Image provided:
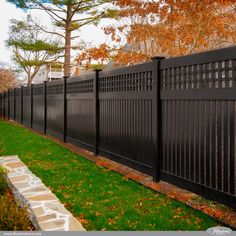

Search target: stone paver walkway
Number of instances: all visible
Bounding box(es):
[0,155,85,231]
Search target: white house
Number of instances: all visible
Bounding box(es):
[33,63,64,84]
[33,63,85,84]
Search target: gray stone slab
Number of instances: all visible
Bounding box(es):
[0,155,86,231]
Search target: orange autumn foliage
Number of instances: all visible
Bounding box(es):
[76,0,236,67]
[113,50,147,66]
[0,69,17,93]
[114,0,236,62]
[75,43,111,69]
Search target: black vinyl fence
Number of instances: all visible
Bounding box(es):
[0,46,236,209]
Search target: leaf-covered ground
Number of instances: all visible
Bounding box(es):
[0,120,220,231]
[0,166,33,231]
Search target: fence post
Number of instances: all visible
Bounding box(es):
[43,81,47,134]
[152,56,165,182]
[94,69,102,155]
[63,76,68,142]
[20,86,23,124]
[13,88,16,121]
[30,84,33,128]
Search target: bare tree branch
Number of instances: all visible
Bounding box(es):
[31,18,66,39]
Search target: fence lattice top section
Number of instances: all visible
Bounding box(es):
[9,89,14,96]
[23,87,31,96]
[15,89,20,97]
[99,62,154,93]
[67,79,94,94]
[47,83,63,95]
[33,84,43,95]
[160,46,236,90]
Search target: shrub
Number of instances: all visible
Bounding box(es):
[0,166,8,195]
[0,192,32,231]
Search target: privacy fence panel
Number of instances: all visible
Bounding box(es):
[22,86,31,127]
[15,88,21,123]
[32,84,44,132]
[9,89,14,120]
[98,62,157,175]
[4,91,8,119]
[160,47,236,206]
[46,80,64,139]
[0,93,2,117]
[66,74,95,150]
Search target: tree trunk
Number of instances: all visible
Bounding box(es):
[27,74,32,85]
[64,3,73,77]
[29,77,34,85]
[27,67,40,85]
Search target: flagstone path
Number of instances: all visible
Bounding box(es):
[0,155,85,231]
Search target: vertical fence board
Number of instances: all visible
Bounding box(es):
[22,86,31,127]
[5,91,8,119]
[46,81,64,139]
[9,89,14,120]
[32,84,44,132]
[211,101,216,189]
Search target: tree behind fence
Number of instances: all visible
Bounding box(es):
[0,46,236,209]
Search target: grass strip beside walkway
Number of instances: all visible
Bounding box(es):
[0,120,220,231]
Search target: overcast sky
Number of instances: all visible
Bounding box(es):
[0,0,111,64]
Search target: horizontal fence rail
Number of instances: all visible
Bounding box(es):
[0,46,236,209]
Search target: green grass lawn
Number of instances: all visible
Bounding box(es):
[0,120,220,231]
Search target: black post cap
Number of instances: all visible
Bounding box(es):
[151,56,165,61]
